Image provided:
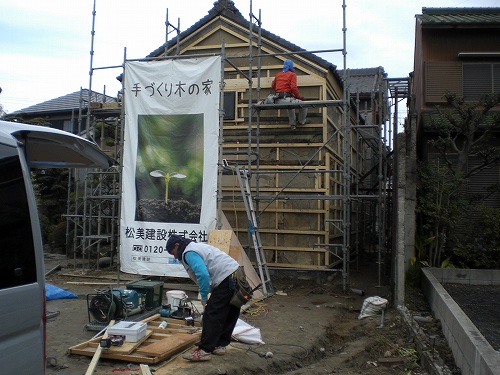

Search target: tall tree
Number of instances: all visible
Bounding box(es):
[417,92,500,267]
[429,92,500,178]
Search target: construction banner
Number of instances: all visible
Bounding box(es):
[120,56,221,277]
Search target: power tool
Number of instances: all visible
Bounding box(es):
[87,288,145,324]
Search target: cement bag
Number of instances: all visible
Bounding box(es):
[232,318,265,344]
[358,296,388,320]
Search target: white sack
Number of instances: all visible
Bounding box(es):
[232,318,265,344]
[358,296,388,320]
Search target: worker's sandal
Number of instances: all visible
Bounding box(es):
[182,348,212,361]
[212,346,226,356]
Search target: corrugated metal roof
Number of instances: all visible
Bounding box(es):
[11,89,116,115]
[420,8,500,26]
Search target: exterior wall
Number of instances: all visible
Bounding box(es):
[162,16,366,269]
[421,28,500,62]
[412,13,500,209]
[421,27,500,106]
[6,111,78,133]
[412,19,425,123]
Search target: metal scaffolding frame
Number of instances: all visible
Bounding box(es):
[69,0,396,292]
[241,0,394,290]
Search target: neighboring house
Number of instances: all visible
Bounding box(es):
[342,67,389,127]
[406,8,500,373]
[404,7,500,277]
[144,0,391,270]
[5,89,116,135]
[411,7,500,205]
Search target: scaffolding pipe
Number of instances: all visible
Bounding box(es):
[341,0,350,291]
[217,44,226,229]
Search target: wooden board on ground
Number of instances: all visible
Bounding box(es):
[108,330,153,354]
[84,320,114,375]
[136,333,197,356]
[68,315,201,364]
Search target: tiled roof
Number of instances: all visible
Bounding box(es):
[11,89,116,115]
[339,67,387,95]
[420,8,500,25]
[147,0,336,73]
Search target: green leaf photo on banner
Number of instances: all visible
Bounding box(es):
[134,114,203,223]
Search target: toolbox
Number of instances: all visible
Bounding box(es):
[107,321,147,342]
[126,280,164,310]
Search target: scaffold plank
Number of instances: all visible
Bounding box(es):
[253,100,342,110]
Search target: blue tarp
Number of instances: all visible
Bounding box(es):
[45,283,78,301]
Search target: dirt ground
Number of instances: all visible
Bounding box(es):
[44,255,458,375]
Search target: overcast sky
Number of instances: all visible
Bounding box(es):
[1,0,499,114]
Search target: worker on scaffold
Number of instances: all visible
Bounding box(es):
[272,59,309,129]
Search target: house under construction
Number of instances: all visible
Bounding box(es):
[70,0,405,290]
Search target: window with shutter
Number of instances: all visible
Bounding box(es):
[425,62,462,103]
[494,64,500,94]
[463,63,492,101]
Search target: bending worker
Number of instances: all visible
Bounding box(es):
[166,234,241,362]
[272,59,308,129]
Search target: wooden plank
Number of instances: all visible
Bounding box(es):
[148,316,202,331]
[208,230,232,254]
[140,364,153,375]
[163,282,198,292]
[150,326,201,335]
[69,341,158,364]
[142,313,162,323]
[109,330,153,354]
[136,333,198,356]
[85,320,114,375]
[218,213,264,299]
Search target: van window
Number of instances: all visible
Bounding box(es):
[0,143,37,289]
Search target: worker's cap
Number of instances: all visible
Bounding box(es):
[283,59,294,72]
[166,235,182,254]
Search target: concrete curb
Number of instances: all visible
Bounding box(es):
[421,268,500,375]
[398,305,454,375]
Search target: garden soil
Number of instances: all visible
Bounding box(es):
[44,255,460,375]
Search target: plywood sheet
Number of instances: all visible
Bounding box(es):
[208,230,232,254]
[135,333,197,356]
[212,213,264,298]
[109,330,153,354]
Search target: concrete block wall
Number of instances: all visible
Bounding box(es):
[421,268,500,375]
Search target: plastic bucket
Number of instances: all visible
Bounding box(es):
[166,290,187,312]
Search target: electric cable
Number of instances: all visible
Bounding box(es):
[228,341,309,360]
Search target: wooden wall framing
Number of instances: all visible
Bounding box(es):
[163,13,365,269]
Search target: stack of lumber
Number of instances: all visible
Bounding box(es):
[68,314,201,364]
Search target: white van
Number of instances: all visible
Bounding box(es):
[0,121,114,374]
